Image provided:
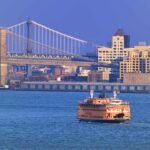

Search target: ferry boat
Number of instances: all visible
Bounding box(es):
[77,90,130,123]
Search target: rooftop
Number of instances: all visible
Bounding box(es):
[114,28,126,36]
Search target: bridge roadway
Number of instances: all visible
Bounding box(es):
[6,55,96,66]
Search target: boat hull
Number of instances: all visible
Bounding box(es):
[78,118,130,123]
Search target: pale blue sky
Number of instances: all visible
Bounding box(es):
[1,0,150,46]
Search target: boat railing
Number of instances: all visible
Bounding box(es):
[109,101,129,105]
[121,102,129,105]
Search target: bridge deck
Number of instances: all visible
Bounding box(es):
[7,56,96,66]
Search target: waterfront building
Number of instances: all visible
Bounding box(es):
[77,66,92,77]
[120,47,150,80]
[123,72,150,84]
[88,70,110,82]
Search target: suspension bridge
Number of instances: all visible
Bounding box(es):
[0,19,97,86]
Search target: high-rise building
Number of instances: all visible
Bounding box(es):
[98,29,130,65]
[112,29,130,49]
[97,28,150,82]
[98,29,131,81]
[120,46,150,80]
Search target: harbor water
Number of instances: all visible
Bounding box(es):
[0,91,149,150]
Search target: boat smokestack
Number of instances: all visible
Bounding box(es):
[113,90,117,98]
[90,90,94,98]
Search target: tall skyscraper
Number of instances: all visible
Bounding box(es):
[98,29,130,65]
[112,29,130,49]
[97,29,130,81]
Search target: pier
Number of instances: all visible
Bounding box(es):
[20,81,150,93]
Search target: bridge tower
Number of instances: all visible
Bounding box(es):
[26,18,32,54]
[0,28,7,86]
[26,18,32,77]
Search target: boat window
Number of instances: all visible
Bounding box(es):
[114,113,124,118]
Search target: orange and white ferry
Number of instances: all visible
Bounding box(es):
[77,90,130,123]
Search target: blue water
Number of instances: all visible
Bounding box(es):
[0,91,149,150]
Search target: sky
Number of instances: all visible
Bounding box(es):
[1,0,150,46]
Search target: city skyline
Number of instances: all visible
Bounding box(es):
[1,0,150,46]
